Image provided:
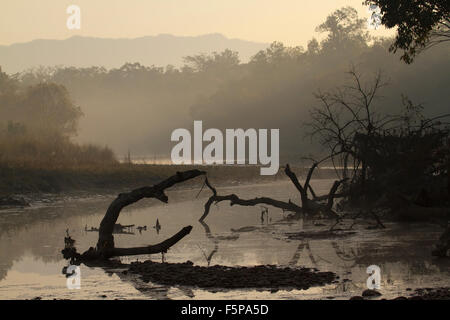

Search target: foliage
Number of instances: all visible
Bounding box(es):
[308,67,449,206]
[0,70,116,168]
[364,0,450,63]
[8,7,449,159]
[316,6,370,52]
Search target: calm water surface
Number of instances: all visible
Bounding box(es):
[0,180,448,299]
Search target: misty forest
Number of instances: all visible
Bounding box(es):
[0,4,449,300]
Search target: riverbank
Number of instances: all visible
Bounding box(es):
[0,163,339,198]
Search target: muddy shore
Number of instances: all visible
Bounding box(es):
[127,260,337,291]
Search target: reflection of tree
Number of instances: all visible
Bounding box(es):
[199,221,219,266]
[323,279,361,296]
[0,198,112,281]
[331,241,359,268]
[198,221,241,266]
[288,243,304,266]
[65,258,175,299]
[287,237,361,270]
[84,223,138,235]
[288,241,318,267]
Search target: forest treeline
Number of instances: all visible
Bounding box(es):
[0,7,449,172]
[7,7,448,162]
[0,72,116,168]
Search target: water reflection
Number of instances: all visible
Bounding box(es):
[0,181,448,299]
[199,221,220,266]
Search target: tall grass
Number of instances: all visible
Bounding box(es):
[0,127,116,169]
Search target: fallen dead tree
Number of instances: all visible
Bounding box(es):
[63,165,348,262]
[199,163,346,222]
[63,170,206,262]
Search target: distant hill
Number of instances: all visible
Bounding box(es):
[0,33,269,74]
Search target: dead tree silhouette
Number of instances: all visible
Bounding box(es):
[63,170,206,262]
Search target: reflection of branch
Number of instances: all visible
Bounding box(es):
[85,224,137,235]
[305,242,317,267]
[199,221,219,266]
[288,242,305,266]
[370,211,385,229]
[288,241,318,267]
[84,259,173,299]
[331,241,357,267]
[349,210,385,230]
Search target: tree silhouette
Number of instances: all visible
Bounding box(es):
[365,0,450,63]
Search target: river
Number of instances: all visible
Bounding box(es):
[0,180,448,299]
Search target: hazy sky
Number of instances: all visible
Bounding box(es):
[0,0,393,46]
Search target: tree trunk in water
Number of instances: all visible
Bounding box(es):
[94,170,205,258]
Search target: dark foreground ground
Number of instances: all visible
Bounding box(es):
[127,260,336,291]
[350,287,450,300]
